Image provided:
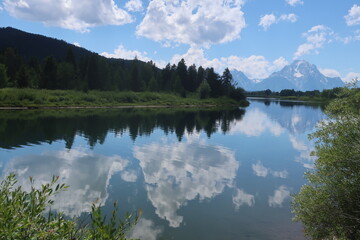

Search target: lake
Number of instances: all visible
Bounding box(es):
[0,99,326,240]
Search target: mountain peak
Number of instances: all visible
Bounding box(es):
[232,60,344,91]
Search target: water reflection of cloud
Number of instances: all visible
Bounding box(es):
[252,161,288,179]
[289,135,316,169]
[229,108,284,137]
[233,188,255,210]
[268,185,290,207]
[3,148,131,217]
[127,218,162,240]
[134,139,238,228]
[121,170,138,182]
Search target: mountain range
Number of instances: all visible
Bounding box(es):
[232,60,345,92]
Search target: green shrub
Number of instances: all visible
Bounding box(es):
[0,173,140,240]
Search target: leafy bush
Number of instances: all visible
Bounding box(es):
[0,173,140,240]
[292,84,360,239]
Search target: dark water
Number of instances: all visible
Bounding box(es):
[0,99,326,239]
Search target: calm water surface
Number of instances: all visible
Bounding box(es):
[0,99,326,239]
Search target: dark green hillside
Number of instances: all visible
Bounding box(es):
[0,27,247,105]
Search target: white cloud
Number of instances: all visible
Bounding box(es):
[3,0,133,32]
[345,4,360,26]
[286,0,303,7]
[171,47,223,70]
[259,13,297,31]
[101,45,167,68]
[232,188,255,210]
[136,0,246,47]
[268,185,290,207]
[101,44,150,61]
[279,13,297,22]
[225,55,288,79]
[343,72,360,83]
[3,148,129,217]
[73,42,81,47]
[127,218,162,240]
[259,14,276,31]
[294,25,334,59]
[134,138,238,227]
[171,47,288,79]
[319,68,341,78]
[125,0,143,12]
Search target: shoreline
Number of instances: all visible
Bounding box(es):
[0,104,245,110]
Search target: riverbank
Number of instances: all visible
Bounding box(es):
[0,88,249,109]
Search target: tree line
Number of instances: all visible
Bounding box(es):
[246,87,344,99]
[0,47,245,101]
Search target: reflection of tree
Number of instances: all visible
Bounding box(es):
[0,108,245,149]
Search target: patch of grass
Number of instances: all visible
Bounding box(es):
[0,88,249,108]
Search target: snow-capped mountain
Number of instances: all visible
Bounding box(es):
[232,60,345,91]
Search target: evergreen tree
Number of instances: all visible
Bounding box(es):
[221,68,235,96]
[177,59,188,91]
[188,64,198,92]
[0,64,8,88]
[16,65,31,88]
[41,56,57,89]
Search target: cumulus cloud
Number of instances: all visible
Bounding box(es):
[232,188,255,210]
[101,45,150,61]
[171,47,288,80]
[319,68,341,78]
[134,137,238,227]
[286,0,303,7]
[345,4,360,26]
[343,72,360,83]
[268,185,290,207]
[171,47,223,70]
[3,148,129,217]
[101,45,167,68]
[320,69,359,83]
[259,13,297,31]
[3,0,133,32]
[224,55,288,79]
[259,14,276,31]
[125,0,143,12]
[136,0,246,47]
[73,42,81,47]
[294,25,334,59]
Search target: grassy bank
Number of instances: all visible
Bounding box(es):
[0,88,249,108]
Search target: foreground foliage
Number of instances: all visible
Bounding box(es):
[292,83,360,239]
[0,173,140,239]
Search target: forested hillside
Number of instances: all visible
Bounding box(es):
[0,27,245,101]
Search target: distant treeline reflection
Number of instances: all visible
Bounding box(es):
[0,107,245,149]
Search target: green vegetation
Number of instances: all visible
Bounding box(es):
[0,46,247,104]
[292,84,360,239]
[0,88,248,107]
[0,173,140,240]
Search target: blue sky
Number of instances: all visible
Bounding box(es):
[0,0,359,82]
